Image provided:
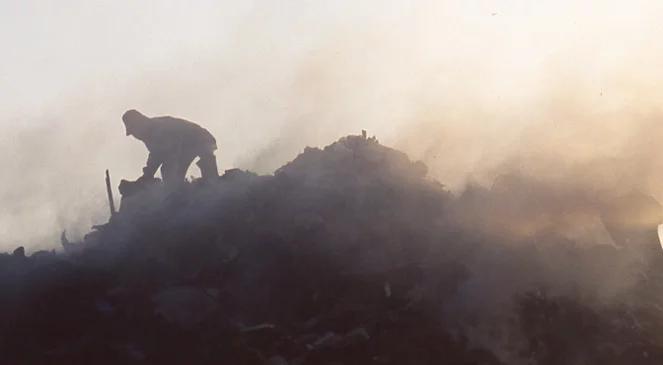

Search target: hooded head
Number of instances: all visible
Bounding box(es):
[122,109,151,139]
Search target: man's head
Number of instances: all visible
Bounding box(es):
[122,109,151,138]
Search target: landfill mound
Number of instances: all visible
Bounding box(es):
[3,134,663,365]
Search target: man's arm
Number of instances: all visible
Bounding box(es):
[141,151,163,179]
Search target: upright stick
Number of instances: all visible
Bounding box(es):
[105,169,116,217]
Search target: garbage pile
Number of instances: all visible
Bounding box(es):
[2,134,663,365]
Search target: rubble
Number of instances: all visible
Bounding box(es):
[12,246,25,258]
[1,134,663,364]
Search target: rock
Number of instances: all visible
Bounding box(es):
[12,246,25,258]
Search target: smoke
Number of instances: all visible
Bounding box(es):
[4,0,663,252]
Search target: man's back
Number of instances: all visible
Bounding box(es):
[144,116,216,155]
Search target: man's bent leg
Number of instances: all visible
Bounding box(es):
[197,152,219,180]
[162,154,196,186]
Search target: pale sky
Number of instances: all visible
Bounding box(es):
[3,0,659,115]
[3,0,663,250]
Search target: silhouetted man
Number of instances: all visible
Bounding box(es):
[122,109,218,185]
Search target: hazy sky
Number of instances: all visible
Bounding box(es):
[4,0,663,251]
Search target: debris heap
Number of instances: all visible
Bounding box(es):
[2,134,663,365]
